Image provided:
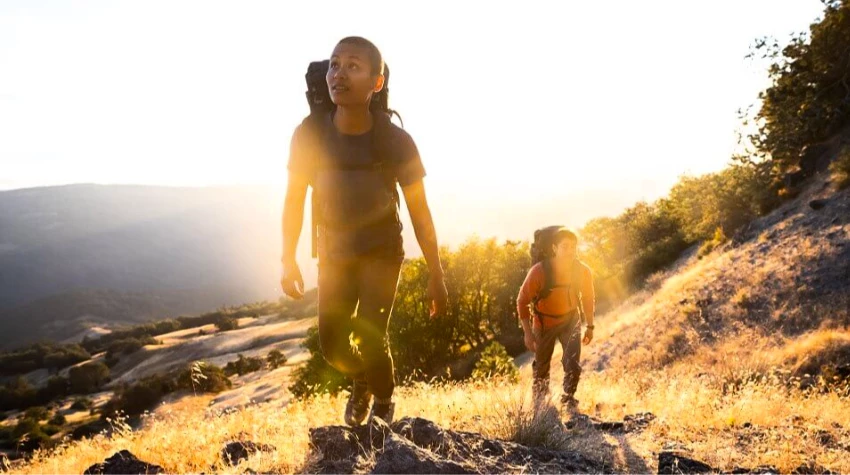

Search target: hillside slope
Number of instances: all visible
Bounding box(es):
[6,173,850,474]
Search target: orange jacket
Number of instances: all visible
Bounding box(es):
[517,260,594,330]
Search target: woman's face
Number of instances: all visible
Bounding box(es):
[553,238,577,262]
[327,43,384,108]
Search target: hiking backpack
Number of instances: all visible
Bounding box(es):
[302,60,404,258]
[530,226,585,325]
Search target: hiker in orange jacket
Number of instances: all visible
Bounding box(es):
[517,227,595,411]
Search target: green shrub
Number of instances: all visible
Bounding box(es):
[176,362,232,394]
[224,354,264,376]
[267,350,287,369]
[70,397,92,411]
[23,406,49,422]
[215,317,239,332]
[48,413,66,426]
[471,342,519,383]
[288,326,348,399]
[68,362,110,395]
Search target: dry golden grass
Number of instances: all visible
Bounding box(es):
[7,354,849,474]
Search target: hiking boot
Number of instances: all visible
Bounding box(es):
[344,375,372,426]
[561,395,580,412]
[369,400,395,424]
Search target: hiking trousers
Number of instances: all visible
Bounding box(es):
[532,314,583,402]
[317,255,402,400]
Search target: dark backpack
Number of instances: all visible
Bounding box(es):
[530,226,584,325]
[302,60,403,258]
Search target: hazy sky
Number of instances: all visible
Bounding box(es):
[0,1,825,217]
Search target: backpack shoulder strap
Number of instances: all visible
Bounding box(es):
[372,113,401,208]
[537,259,555,302]
[572,259,586,321]
[299,113,327,260]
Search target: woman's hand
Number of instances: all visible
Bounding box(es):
[280,260,305,300]
[427,273,448,318]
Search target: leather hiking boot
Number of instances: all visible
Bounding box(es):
[344,375,372,426]
[368,400,395,424]
[561,395,580,412]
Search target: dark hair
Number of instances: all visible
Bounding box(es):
[553,228,578,247]
[337,36,384,76]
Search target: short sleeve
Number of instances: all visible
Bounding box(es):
[393,128,426,187]
[287,124,314,179]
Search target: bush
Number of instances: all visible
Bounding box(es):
[698,227,727,257]
[38,376,70,403]
[176,362,232,394]
[23,406,49,422]
[289,326,348,399]
[224,354,265,376]
[471,342,519,383]
[0,342,90,377]
[12,418,40,439]
[0,377,36,411]
[112,384,162,416]
[16,429,52,452]
[41,424,61,436]
[267,350,287,369]
[215,317,239,332]
[48,413,66,426]
[101,374,178,418]
[107,336,156,356]
[70,420,109,440]
[70,397,92,411]
[68,362,110,395]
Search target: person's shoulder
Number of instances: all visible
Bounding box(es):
[576,259,593,277]
[529,262,545,277]
[388,120,413,138]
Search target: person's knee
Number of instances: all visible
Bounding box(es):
[534,361,552,379]
[318,327,351,370]
[357,334,390,365]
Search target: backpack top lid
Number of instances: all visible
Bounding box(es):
[305,59,392,117]
[531,225,568,265]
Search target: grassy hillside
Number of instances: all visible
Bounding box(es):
[5,171,848,473]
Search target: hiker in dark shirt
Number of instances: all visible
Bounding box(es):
[280,37,448,425]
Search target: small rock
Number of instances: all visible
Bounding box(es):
[815,429,837,447]
[742,422,752,428]
[727,465,779,474]
[809,199,829,210]
[625,412,656,432]
[221,441,276,466]
[658,451,713,474]
[792,461,834,474]
[371,433,470,474]
[593,421,625,432]
[83,450,165,475]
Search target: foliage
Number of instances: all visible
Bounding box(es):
[471,342,519,383]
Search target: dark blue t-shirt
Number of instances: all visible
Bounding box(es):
[288,116,426,261]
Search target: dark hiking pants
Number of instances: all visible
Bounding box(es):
[317,256,402,400]
[532,314,582,402]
